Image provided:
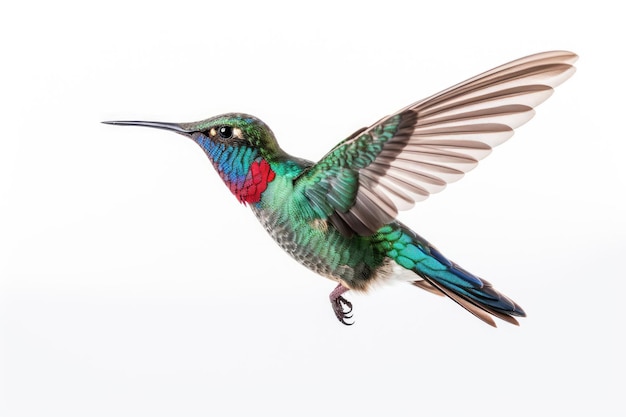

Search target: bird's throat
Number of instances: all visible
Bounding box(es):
[230,158,276,204]
[194,134,276,205]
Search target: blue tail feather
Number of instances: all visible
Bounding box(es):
[390,223,526,326]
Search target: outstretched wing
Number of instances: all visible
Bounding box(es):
[294,51,578,236]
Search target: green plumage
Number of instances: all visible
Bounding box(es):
[254,175,389,291]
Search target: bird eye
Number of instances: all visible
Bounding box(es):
[218,126,233,140]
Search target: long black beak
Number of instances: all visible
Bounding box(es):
[102,120,193,136]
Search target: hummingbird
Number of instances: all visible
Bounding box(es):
[104,51,577,327]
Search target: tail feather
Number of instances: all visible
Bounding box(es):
[411,280,445,296]
[414,274,522,327]
[380,222,526,326]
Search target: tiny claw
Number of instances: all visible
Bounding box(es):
[333,302,354,325]
[329,284,355,326]
[335,310,354,325]
[338,296,353,314]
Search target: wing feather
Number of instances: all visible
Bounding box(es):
[296,51,577,236]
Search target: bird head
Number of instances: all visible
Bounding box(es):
[103,113,285,204]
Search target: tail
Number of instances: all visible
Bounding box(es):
[378,223,526,326]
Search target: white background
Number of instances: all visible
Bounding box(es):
[1,1,624,416]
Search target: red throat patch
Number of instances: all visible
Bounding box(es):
[235,159,276,204]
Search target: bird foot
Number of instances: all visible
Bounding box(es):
[329,284,354,326]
